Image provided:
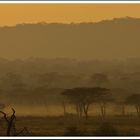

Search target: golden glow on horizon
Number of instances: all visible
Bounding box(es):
[0,4,140,26]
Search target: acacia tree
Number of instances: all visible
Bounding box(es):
[126,94,140,117]
[36,72,60,88]
[91,73,108,87]
[62,87,110,120]
[62,88,84,119]
[112,88,129,116]
[95,90,113,119]
[1,72,26,91]
[116,101,126,116]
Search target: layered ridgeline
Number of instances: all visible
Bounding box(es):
[0,17,140,60]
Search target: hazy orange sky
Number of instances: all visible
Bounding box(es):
[1,4,140,26]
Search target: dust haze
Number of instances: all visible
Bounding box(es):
[1,17,140,136]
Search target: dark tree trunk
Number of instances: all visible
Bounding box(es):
[62,101,67,116]
[101,105,104,118]
[100,102,106,120]
[76,103,83,119]
[79,104,83,118]
[135,105,140,118]
[83,104,89,120]
[122,104,125,116]
[7,121,13,136]
[76,104,80,118]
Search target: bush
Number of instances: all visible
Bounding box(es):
[64,126,83,136]
[126,128,136,136]
[95,122,118,136]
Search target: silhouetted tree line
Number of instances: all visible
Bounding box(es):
[61,87,140,120]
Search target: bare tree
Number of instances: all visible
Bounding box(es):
[0,108,16,136]
[0,108,30,136]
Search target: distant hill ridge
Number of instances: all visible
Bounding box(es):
[1,17,139,28]
[0,17,140,60]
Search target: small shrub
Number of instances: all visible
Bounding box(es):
[95,122,118,136]
[64,126,82,136]
[126,128,136,136]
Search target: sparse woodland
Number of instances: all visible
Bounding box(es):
[1,18,140,136]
